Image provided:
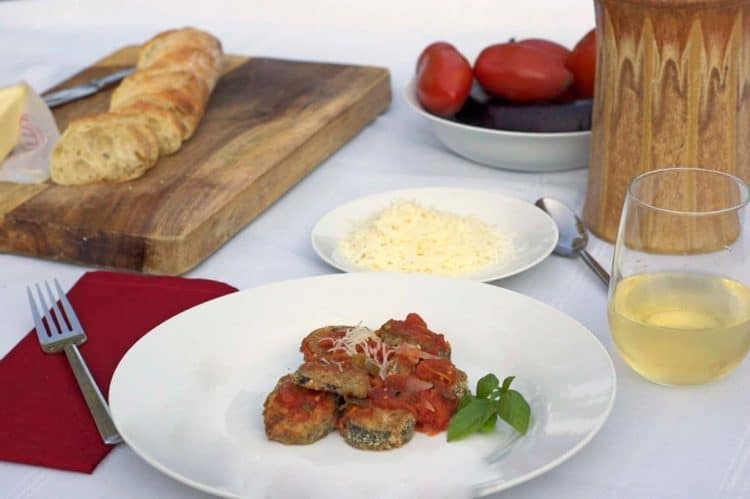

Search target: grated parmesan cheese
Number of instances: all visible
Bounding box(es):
[323,323,394,378]
[337,200,511,277]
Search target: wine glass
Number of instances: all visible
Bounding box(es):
[608,167,750,385]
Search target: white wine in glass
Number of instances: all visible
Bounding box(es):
[608,168,750,385]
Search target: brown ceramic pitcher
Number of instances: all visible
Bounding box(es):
[583,0,750,250]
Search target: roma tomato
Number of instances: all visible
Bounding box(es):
[473,43,573,103]
[416,41,455,70]
[416,43,473,117]
[518,38,570,63]
[566,29,596,98]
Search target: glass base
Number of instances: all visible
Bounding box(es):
[619,352,741,387]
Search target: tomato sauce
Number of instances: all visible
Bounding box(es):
[380,312,451,357]
[276,378,334,423]
[370,383,457,435]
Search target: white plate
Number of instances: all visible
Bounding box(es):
[311,187,558,282]
[110,272,616,499]
[403,78,591,172]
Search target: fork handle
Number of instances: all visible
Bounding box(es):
[63,344,123,445]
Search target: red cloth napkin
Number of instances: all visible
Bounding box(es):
[0,270,237,473]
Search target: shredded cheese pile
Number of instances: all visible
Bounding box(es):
[337,200,511,276]
[324,324,394,378]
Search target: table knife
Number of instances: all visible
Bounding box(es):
[42,67,134,108]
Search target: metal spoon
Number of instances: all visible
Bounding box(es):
[535,197,611,287]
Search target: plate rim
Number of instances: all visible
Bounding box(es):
[110,272,616,498]
[310,186,559,282]
[402,77,592,139]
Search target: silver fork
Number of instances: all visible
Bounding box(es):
[27,279,122,445]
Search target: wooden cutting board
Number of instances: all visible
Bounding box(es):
[0,47,391,274]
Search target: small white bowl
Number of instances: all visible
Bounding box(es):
[403,78,591,173]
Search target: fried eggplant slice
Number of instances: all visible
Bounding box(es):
[339,405,415,450]
[263,375,338,445]
[300,325,352,361]
[293,361,371,398]
[378,315,451,358]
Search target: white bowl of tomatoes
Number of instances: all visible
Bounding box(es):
[406,32,596,173]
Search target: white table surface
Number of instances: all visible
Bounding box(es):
[1,1,748,498]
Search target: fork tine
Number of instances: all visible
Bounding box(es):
[27,286,49,340]
[54,279,82,333]
[35,283,59,335]
[44,280,69,332]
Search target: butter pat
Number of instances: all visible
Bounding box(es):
[0,84,28,162]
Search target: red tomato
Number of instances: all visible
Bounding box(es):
[416,41,455,70]
[474,43,573,103]
[554,85,578,103]
[518,38,570,63]
[566,29,596,98]
[416,43,473,117]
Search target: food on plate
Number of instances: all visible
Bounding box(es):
[262,313,470,450]
[300,325,352,361]
[263,375,338,445]
[336,200,511,277]
[339,404,416,450]
[473,42,573,103]
[50,27,223,185]
[566,29,596,99]
[0,84,27,162]
[415,42,473,117]
[455,96,592,133]
[293,361,371,398]
[379,313,452,358]
[447,373,531,441]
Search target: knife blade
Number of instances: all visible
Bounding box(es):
[42,67,134,108]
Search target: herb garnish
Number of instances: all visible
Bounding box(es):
[447,373,530,441]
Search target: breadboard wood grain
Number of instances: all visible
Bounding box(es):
[0,46,391,274]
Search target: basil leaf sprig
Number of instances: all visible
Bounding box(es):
[447,373,530,441]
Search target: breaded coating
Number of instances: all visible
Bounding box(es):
[263,375,338,445]
[339,405,416,450]
[293,361,371,398]
[300,325,352,361]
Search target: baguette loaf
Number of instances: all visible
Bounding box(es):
[50,114,160,185]
[50,27,223,185]
[110,68,210,140]
[112,102,184,155]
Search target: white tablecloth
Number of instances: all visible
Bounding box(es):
[1,1,748,497]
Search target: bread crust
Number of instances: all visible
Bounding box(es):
[50,27,222,185]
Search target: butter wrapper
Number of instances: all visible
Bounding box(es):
[0,82,60,183]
